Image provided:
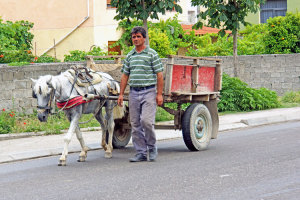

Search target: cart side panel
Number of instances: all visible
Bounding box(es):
[171,65,215,93]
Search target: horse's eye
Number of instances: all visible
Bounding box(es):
[32,91,37,98]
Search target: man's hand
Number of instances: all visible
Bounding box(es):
[118,94,124,107]
[156,94,163,106]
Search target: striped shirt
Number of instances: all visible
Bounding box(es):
[121,46,163,87]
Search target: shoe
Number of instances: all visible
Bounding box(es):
[129,153,147,162]
[149,147,158,162]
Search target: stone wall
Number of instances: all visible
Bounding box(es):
[0,54,299,113]
[218,54,300,95]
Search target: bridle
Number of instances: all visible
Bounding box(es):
[35,87,56,115]
[32,66,118,123]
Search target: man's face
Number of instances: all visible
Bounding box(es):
[131,33,145,47]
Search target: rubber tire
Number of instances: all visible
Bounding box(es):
[111,119,131,149]
[204,99,219,139]
[182,103,212,151]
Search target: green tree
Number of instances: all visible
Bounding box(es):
[191,0,264,77]
[111,0,182,45]
[0,18,34,63]
[264,12,300,54]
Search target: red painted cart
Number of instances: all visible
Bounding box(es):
[86,55,222,151]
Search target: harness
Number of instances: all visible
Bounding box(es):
[56,96,93,110]
[36,88,55,115]
[35,65,119,124]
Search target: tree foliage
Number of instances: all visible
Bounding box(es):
[113,15,186,57]
[0,18,34,63]
[191,0,264,77]
[191,0,263,36]
[111,0,182,21]
[148,28,176,57]
[111,0,182,44]
[264,11,300,54]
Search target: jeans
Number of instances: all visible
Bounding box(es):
[129,87,157,155]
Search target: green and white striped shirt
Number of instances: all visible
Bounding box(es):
[121,46,163,87]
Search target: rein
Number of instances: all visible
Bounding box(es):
[36,66,117,124]
[57,66,109,124]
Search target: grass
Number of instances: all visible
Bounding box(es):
[0,110,101,135]
[1,91,300,134]
[7,62,30,66]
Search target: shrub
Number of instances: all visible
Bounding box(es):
[238,23,268,55]
[0,18,34,63]
[186,33,233,57]
[0,109,16,134]
[8,62,30,66]
[149,14,187,53]
[264,11,300,54]
[35,54,60,63]
[148,29,176,57]
[64,46,107,62]
[281,91,300,103]
[218,74,280,112]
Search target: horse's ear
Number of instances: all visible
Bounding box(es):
[45,75,56,90]
[31,78,37,84]
[49,77,57,90]
[45,75,52,84]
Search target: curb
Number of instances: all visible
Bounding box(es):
[0,127,102,141]
[1,112,300,141]
[0,143,103,164]
[0,116,299,164]
[240,111,300,126]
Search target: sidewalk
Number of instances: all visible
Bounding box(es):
[0,107,299,164]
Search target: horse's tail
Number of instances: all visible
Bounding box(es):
[113,82,125,119]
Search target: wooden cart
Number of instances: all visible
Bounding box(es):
[86,55,222,151]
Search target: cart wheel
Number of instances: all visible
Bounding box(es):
[112,121,131,149]
[106,105,131,149]
[182,103,212,151]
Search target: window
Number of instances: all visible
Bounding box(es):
[260,0,287,23]
[107,0,115,8]
[188,11,196,24]
[108,41,121,55]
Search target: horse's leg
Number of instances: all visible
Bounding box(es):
[75,125,89,162]
[103,101,115,159]
[95,109,111,157]
[58,109,81,166]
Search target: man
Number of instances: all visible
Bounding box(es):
[117,26,164,162]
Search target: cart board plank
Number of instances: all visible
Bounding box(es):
[171,65,215,93]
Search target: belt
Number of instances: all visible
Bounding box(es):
[130,85,155,91]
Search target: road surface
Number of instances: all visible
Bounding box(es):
[0,121,299,200]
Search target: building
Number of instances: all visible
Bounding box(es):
[246,0,299,24]
[0,0,198,60]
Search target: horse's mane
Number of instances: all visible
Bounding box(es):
[33,75,52,96]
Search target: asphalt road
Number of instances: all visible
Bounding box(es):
[0,121,299,200]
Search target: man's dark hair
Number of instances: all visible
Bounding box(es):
[131,26,146,38]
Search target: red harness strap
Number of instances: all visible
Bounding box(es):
[56,96,93,110]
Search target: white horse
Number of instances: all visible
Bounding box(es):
[31,66,125,166]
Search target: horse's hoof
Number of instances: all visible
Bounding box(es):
[58,160,66,166]
[105,153,112,159]
[77,156,86,162]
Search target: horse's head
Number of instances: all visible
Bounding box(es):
[31,75,55,122]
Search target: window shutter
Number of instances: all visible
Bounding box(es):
[260,0,287,23]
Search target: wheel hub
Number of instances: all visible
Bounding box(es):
[194,116,205,139]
